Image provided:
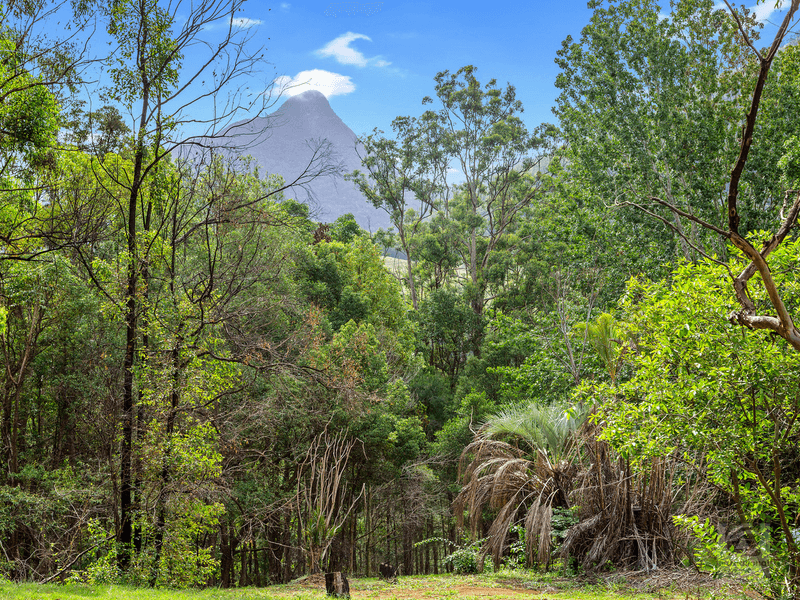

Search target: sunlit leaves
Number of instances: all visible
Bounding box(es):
[105,0,181,104]
[597,247,800,587]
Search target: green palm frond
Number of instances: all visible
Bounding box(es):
[574,312,627,382]
[479,400,590,464]
[455,400,592,569]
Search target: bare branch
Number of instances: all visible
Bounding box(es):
[727,0,800,234]
[728,231,800,351]
[618,200,732,270]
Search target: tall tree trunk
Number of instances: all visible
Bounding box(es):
[239,541,248,586]
[119,50,152,563]
[399,227,418,310]
[432,521,438,575]
[119,201,138,568]
[365,486,371,577]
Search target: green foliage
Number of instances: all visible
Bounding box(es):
[301,237,415,372]
[504,525,527,570]
[0,37,59,162]
[554,0,761,259]
[321,320,389,392]
[443,537,485,574]
[149,500,223,588]
[329,213,363,244]
[456,399,591,568]
[751,44,800,211]
[69,104,132,157]
[0,465,107,580]
[415,287,483,387]
[73,501,223,589]
[433,391,497,483]
[483,310,598,406]
[68,519,120,585]
[12,0,800,588]
[480,400,590,465]
[550,506,580,548]
[408,366,454,434]
[352,388,428,473]
[574,313,627,384]
[105,0,181,103]
[599,245,800,595]
[673,516,744,578]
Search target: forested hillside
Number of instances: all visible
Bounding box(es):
[2,0,800,598]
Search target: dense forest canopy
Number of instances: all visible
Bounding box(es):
[2,0,800,597]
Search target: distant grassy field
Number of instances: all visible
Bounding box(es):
[0,571,724,600]
[382,256,467,283]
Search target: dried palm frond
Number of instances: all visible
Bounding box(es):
[455,400,590,569]
[559,432,675,572]
[524,496,553,566]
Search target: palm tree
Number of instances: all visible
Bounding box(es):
[457,398,676,572]
[575,313,627,384]
[455,400,591,568]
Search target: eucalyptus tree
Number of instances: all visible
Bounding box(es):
[348,116,446,310]
[0,26,59,256]
[63,0,280,568]
[421,66,554,318]
[0,0,92,160]
[0,0,99,262]
[355,67,553,318]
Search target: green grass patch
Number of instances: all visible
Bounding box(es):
[0,573,702,600]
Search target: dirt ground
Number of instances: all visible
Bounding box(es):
[289,569,741,600]
[353,584,537,599]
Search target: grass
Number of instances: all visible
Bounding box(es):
[0,571,712,600]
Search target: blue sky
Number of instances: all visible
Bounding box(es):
[219,0,795,138]
[61,0,794,141]
[240,0,596,135]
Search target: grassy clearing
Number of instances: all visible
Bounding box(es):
[0,571,710,600]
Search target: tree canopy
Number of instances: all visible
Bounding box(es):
[4,0,800,596]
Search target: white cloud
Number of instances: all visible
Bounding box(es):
[230,16,262,28]
[280,2,290,9]
[315,32,390,67]
[713,0,785,22]
[751,0,785,22]
[273,69,356,98]
[663,1,784,24]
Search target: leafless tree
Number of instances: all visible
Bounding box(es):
[295,430,364,574]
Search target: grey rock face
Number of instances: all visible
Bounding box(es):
[211,90,387,231]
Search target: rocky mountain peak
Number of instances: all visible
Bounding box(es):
[277,90,333,115]
[207,90,387,231]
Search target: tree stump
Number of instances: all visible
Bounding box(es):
[378,562,398,580]
[325,571,350,598]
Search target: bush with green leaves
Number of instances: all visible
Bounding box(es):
[601,245,800,598]
[504,525,527,570]
[71,498,222,588]
[444,537,485,574]
[551,506,580,548]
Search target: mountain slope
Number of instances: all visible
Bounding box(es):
[213,90,388,231]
